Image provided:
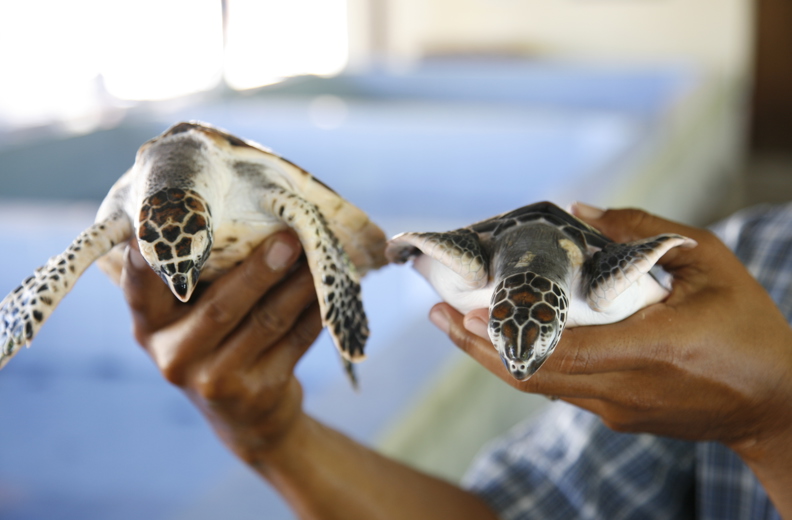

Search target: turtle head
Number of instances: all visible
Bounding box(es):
[136,187,214,303]
[489,273,568,381]
[493,316,563,381]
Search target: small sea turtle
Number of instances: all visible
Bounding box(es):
[0,122,386,383]
[386,202,696,381]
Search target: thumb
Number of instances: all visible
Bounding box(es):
[429,303,504,372]
[570,203,704,270]
[121,239,178,334]
[570,202,701,243]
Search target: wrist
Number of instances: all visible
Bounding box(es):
[728,356,792,485]
[729,418,792,517]
[729,409,792,467]
[246,411,316,471]
[732,332,792,460]
[203,377,307,465]
[232,414,308,468]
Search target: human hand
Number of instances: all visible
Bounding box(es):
[121,231,321,462]
[121,232,503,520]
[429,206,792,452]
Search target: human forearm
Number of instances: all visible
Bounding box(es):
[251,412,499,520]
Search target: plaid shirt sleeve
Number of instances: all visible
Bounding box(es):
[462,402,697,520]
[463,203,792,520]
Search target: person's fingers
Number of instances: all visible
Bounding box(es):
[138,232,303,384]
[437,293,681,374]
[430,302,507,376]
[253,300,323,379]
[179,232,303,352]
[570,203,699,243]
[247,264,318,355]
[463,308,489,340]
[432,297,703,399]
[558,392,722,440]
[207,263,319,371]
[430,301,628,395]
[121,239,181,335]
[189,301,322,411]
[570,203,710,272]
[552,396,642,432]
[431,298,628,385]
[541,302,690,376]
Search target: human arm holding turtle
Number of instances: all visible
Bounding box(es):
[121,232,499,520]
[121,203,792,519]
[431,204,792,518]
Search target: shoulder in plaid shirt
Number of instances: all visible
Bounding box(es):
[462,203,792,520]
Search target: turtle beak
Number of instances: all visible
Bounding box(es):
[169,273,192,302]
[159,265,201,302]
[499,350,554,381]
[491,314,563,382]
[165,267,200,302]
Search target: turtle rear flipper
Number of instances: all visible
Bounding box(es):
[584,233,697,312]
[261,184,368,385]
[0,211,132,369]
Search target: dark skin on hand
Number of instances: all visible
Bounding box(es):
[121,207,792,519]
[122,232,317,458]
[121,232,497,520]
[430,205,792,518]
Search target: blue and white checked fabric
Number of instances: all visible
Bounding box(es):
[463,203,792,520]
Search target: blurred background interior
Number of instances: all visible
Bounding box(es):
[1,1,790,519]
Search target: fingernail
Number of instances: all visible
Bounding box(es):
[429,307,450,334]
[127,244,148,271]
[265,238,295,271]
[571,202,605,220]
[464,315,489,340]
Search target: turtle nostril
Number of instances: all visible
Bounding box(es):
[171,274,189,300]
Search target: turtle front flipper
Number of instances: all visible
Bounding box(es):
[584,233,697,313]
[385,229,490,313]
[261,184,369,383]
[0,211,133,369]
[386,230,488,285]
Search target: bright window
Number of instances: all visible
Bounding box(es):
[100,0,224,101]
[0,0,349,128]
[223,0,349,90]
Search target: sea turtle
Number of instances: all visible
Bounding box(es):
[386,201,696,381]
[0,121,387,384]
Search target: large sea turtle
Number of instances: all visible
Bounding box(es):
[0,122,387,383]
[386,202,696,380]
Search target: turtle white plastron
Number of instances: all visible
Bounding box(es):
[0,121,387,384]
[386,201,696,381]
